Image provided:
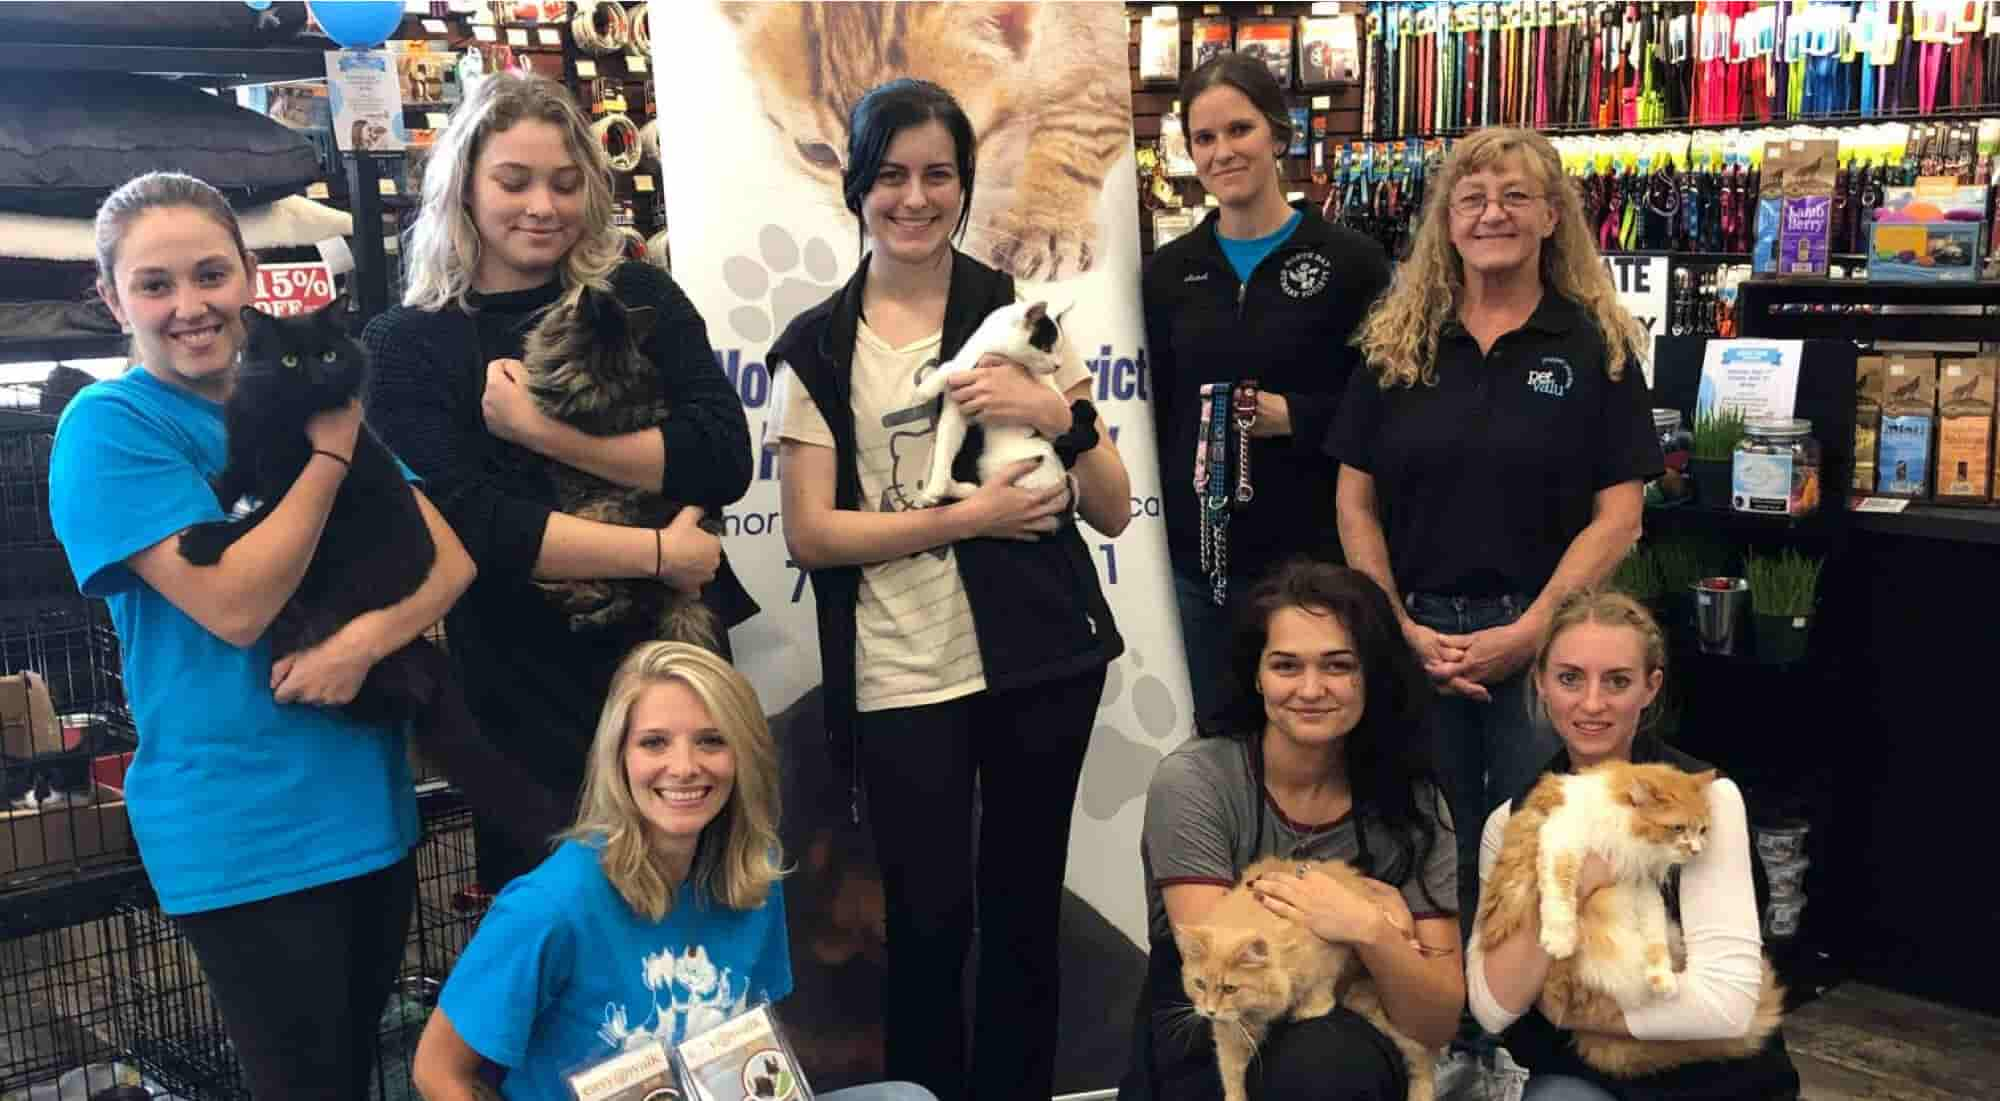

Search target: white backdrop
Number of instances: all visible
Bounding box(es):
[655,1,1190,951]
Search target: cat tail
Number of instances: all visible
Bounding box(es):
[1571,958,1787,1078]
[662,593,724,655]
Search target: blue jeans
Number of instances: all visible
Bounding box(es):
[1405,592,1558,929]
[1521,1075,1619,1101]
[1174,570,1243,735]
[824,1084,939,1101]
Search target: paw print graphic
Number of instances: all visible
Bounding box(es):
[1078,648,1184,822]
[721,225,841,344]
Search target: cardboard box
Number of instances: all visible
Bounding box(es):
[0,782,132,878]
[1854,356,1885,492]
[1869,183,1987,283]
[1,671,62,759]
[1935,358,1998,503]
[1877,355,1937,498]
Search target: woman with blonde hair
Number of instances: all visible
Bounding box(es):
[1328,127,1662,935]
[363,72,755,892]
[413,642,935,1101]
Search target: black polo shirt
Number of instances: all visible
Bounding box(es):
[1327,293,1661,598]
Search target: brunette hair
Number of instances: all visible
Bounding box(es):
[842,78,977,242]
[93,172,249,302]
[1179,52,1295,150]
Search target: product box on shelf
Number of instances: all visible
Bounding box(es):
[1,670,62,759]
[0,782,131,878]
[1868,183,1988,283]
[1853,356,1884,492]
[1876,354,1937,499]
[1776,140,1838,278]
[1934,357,1997,504]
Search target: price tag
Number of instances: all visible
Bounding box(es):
[421,18,447,34]
[473,24,498,41]
[538,27,562,46]
[378,178,399,195]
[252,262,337,318]
[576,59,598,77]
[635,175,654,191]
[1850,496,1911,513]
[1311,94,1332,108]
[306,181,331,200]
[426,111,449,128]
[506,27,530,46]
[627,54,649,72]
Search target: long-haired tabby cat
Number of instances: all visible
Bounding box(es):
[176,300,567,854]
[1176,856,1436,1101]
[519,284,720,650]
[720,1,1131,282]
[1477,762,1786,1077]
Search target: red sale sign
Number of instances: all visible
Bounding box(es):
[252,262,336,317]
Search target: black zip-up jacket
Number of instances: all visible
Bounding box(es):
[768,250,1124,767]
[1143,203,1390,584]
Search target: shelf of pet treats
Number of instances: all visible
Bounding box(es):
[1737,276,2000,343]
[1367,102,2000,144]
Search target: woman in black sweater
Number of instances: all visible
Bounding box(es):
[362,73,753,892]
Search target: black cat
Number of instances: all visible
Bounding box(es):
[176,300,567,852]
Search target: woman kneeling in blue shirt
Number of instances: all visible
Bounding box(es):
[413,641,931,1101]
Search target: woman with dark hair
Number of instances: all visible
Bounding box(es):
[768,78,1131,1101]
[1122,560,1464,1101]
[1144,53,1392,736]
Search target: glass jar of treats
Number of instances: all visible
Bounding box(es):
[1732,417,1821,515]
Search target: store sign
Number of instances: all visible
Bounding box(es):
[252,262,336,318]
[659,3,1173,1090]
[1603,253,1669,387]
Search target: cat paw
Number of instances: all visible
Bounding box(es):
[906,488,942,510]
[982,206,1097,281]
[1540,922,1579,960]
[1647,968,1679,999]
[947,481,982,500]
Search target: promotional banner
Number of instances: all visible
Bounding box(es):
[657,3,1190,1089]
[1601,253,1668,387]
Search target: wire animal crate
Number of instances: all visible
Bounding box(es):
[0,799,483,1100]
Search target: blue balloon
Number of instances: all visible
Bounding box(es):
[308,0,406,49]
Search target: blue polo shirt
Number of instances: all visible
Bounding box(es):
[48,366,418,915]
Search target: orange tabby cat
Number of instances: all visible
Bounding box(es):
[1477,762,1786,1076]
[720,1,1130,281]
[1176,856,1436,1101]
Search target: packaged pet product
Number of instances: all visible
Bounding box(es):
[1752,142,1787,275]
[1875,354,1936,498]
[1934,357,1998,503]
[1777,140,1838,278]
[1852,356,1884,493]
[678,1006,814,1101]
[1868,183,1988,283]
[1139,8,1180,84]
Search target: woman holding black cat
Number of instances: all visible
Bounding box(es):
[1467,591,1799,1100]
[363,73,755,893]
[1122,560,1463,1101]
[769,79,1130,1101]
[50,172,471,1099]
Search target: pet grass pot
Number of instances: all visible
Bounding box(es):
[1689,458,1733,509]
[1754,613,1812,665]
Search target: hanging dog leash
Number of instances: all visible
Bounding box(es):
[1198,383,1232,607]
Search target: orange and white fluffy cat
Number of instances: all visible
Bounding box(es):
[721,2,1130,282]
[1177,857,1435,1101]
[1478,763,1786,1077]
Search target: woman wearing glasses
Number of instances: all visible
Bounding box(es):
[1327,128,1661,933]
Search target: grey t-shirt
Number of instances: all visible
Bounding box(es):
[1141,736,1459,944]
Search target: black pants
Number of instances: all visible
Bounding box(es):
[855,667,1107,1101]
[1122,936,1407,1101]
[177,854,417,1101]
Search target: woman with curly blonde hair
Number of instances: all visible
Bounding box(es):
[362,72,756,893]
[413,641,934,1101]
[1328,127,1662,937]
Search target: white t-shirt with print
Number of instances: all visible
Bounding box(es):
[774,317,1089,712]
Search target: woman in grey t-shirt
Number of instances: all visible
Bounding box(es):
[1121,560,1462,1101]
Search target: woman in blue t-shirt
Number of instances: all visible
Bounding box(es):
[412,641,932,1101]
[48,172,475,1098]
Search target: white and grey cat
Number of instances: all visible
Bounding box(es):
[905,299,1070,509]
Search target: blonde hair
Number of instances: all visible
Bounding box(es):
[1355,127,1649,389]
[1530,588,1668,729]
[401,72,621,312]
[562,642,784,921]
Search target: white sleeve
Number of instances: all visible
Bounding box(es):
[1464,803,1526,1035]
[1622,778,1768,1041]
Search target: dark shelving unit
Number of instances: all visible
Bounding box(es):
[1736,277,2000,344]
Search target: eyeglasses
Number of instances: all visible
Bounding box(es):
[1449,191,1546,218]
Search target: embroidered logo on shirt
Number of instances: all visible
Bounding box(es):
[1183,272,1211,283]
[1526,357,1575,398]
[1279,253,1332,298]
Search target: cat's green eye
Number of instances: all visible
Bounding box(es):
[280,354,299,368]
[321,350,338,363]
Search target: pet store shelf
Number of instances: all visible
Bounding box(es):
[0,42,331,82]
[0,335,130,369]
[1736,277,2000,344]
[1849,503,2000,546]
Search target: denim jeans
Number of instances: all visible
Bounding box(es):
[1173,570,1244,735]
[1520,1076,1619,1101]
[824,1084,940,1101]
[1404,592,1558,929]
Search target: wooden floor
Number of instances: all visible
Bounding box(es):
[1789,984,2000,1100]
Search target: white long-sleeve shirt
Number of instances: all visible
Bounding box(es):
[1466,778,1768,1041]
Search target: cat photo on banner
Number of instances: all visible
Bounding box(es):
[659,1,1191,1093]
